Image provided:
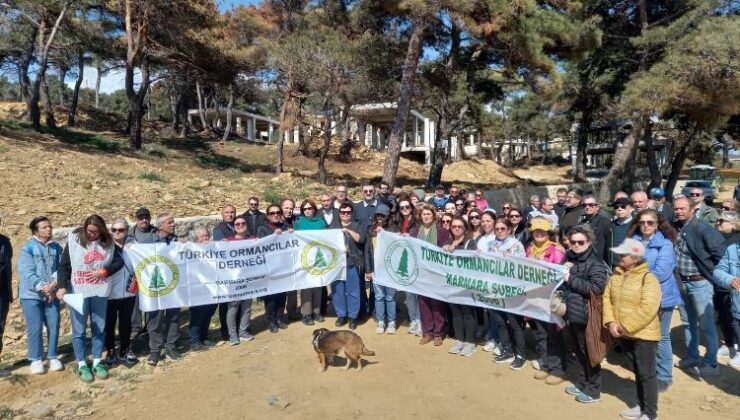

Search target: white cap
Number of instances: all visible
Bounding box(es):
[610,238,645,258]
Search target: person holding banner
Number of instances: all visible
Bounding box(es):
[411,204,451,346]
[365,205,395,334]
[226,215,255,345]
[526,217,568,385]
[295,199,328,325]
[389,198,416,235]
[258,204,292,333]
[332,203,363,331]
[188,226,218,349]
[388,202,421,335]
[603,238,661,420]
[477,215,527,370]
[562,225,608,403]
[104,219,138,366]
[18,216,63,374]
[56,215,123,383]
[442,217,478,356]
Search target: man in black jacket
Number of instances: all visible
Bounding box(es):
[241,197,266,237]
[560,188,584,238]
[213,204,237,241]
[319,192,342,228]
[580,195,611,263]
[672,196,725,377]
[0,232,12,364]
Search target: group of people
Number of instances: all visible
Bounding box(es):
[1,181,738,420]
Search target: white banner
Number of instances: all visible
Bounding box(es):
[128,230,347,312]
[373,231,567,323]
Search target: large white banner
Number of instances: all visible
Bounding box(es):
[373,231,567,323]
[128,230,346,312]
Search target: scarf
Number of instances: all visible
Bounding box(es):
[530,240,555,260]
[418,224,438,246]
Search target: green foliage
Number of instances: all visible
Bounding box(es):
[0,405,18,419]
[139,172,167,183]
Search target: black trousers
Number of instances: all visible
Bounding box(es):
[450,303,477,343]
[715,289,736,347]
[218,303,229,339]
[531,319,567,376]
[622,338,658,419]
[148,308,180,353]
[105,296,136,353]
[492,310,525,357]
[130,294,144,334]
[264,293,287,323]
[567,322,602,398]
[0,293,9,356]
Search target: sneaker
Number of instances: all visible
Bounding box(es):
[494,351,515,364]
[449,340,465,355]
[277,320,288,329]
[657,380,671,393]
[30,360,45,375]
[531,358,544,371]
[203,340,216,347]
[302,315,315,326]
[230,338,241,346]
[619,405,642,419]
[105,352,116,367]
[676,357,700,369]
[575,392,600,403]
[483,340,500,355]
[348,319,358,330]
[565,385,582,396]
[545,375,566,385]
[406,321,416,334]
[48,358,63,372]
[78,365,94,383]
[510,356,526,370]
[93,363,109,380]
[165,349,182,361]
[376,322,385,334]
[146,352,160,366]
[239,333,255,342]
[191,342,208,352]
[386,322,396,334]
[413,323,423,337]
[313,314,325,323]
[730,353,740,369]
[269,322,279,333]
[533,371,550,381]
[335,317,348,327]
[460,343,477,357]
[687,363,720,377]
[717,345,731,358]
[124,349,138,364]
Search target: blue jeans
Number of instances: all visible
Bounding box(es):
[331,267,361,320]
[69,296,108,362]
[405,292,420,323]
[679,280,718,366]
[373,283,396,323]
[189,304,216,344]
[20,299,60,361]
[656,308,674,383]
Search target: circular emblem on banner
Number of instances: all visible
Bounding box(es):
[301,240,339,275]
[135,255,180,297]
[383,240,419,286]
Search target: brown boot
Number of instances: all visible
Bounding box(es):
[545,375,566,385]
[533,371,550,381]
[419,334,433,345]
[433,336,444,346]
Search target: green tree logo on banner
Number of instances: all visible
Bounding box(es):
[384,240,419,286]
[313,249,329,269]
[301,240,340,275]
[149,265,167,289]
[135,255,180,298]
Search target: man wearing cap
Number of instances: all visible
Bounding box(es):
[688,187,719,226]
[672,196,724,377]
[429,185,449,208]
[609,197,634,267]
[0,227,12,372]
[649,188,673,223]
[128,207,159,339]
[580,194,611,262]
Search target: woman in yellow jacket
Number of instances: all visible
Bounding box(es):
[604,238,661,420]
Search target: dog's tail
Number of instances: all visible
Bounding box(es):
[361,345,375,356]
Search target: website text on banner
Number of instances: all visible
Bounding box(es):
[373,231,567,323]
[128,230,347,312]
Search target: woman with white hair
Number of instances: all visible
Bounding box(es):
[603,238,662,420]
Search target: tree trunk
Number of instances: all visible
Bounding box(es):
[644,121,662,190]
[40,69,56,129]
[338,100,353,161]
[58,69,67,106]
[67,51,84,127]
[573,112,590,182]
[95,62,102,109]
[598,113,646,202]
[318,97,333,185]
[381,16,428,189]
[177,78,190,138]
[664,129,696,197]
[170,92,179,130]
[427,115,449,189]
[221,86,234,142]
[196,80,207,131]
[129,100,143,149]
[277,72,297,173]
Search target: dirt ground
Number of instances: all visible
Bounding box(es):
[0,309,737,419]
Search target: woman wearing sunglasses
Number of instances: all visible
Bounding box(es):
[365,205,397,334]
[104,219,138,365]
[439,214,453,231]
[332,203,363,331]
[257,204,293,333]
[411,203,451,345]
[224,215,256,345]
[294,199,328,325]
[466,210,484,241]
[627,209,681,393]
[477,214,527,370]
[561,225,608,403]
[442,217,478,356]
[389,199,417,234]
[507,208,530,247]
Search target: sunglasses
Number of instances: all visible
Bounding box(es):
[268,211,281,216]
[340,211,353,215]
[234,222,247,227]
[136,215,150,221]
[584,203,598,207]
[441,220,452,224]
[502,206,511,210]
[303,206,315,211]
[689,193,701,197]
[570,240,587,246]
[374,214,386,218]
[86,230,100,236]
[111,228,126,233]
[722,206,732,211]
[249,202,259,206]
[399,205,411,210]
[509,214,521,219]
[469,215,481,220]
[639,220,656,226]
[456,203,464,207]
[451,224,465,229]
[614,204,629,210]
[363,189,374,194]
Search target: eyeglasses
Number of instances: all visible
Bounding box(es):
[570,240,587,246]
[441,220,452,224]
[502,206,511,210]
[302,206,315,211]
[399,205,411,210]
[614,204,629,210]
[249,202,259,206]
[469,215,481,220]
[689,193,701,197]
[638,220,656,226]
[111,228,126,233]
[509,214,521,219]
[584,203,598,207]
[268,211,282,216]
[363,189,374,194]
[722,206,732,211]
[340,211,353,215]
[451,224,465,229]
[234,222,247,227]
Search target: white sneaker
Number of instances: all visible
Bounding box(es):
[386,322,396,334]
[375,322,385,334]
[460,342,477,357]
[406,321,416,334]
[718,345,731,358]
[48,358,63,372]
[531,359,542,371]
[449,340,465,354]
[30,360,45,375]
[483,340,501,355]
[729,353,740,369]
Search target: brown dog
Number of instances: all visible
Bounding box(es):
[312,328,375,372]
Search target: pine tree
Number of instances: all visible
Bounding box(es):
[149,265,166,289]
[396,248,409,278]
[313,249,328,268]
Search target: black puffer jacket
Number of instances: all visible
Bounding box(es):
[563,247,608,326]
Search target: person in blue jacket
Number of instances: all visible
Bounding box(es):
[628,209,683,392]
[18,216,63,375]
[713,243,740,369]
